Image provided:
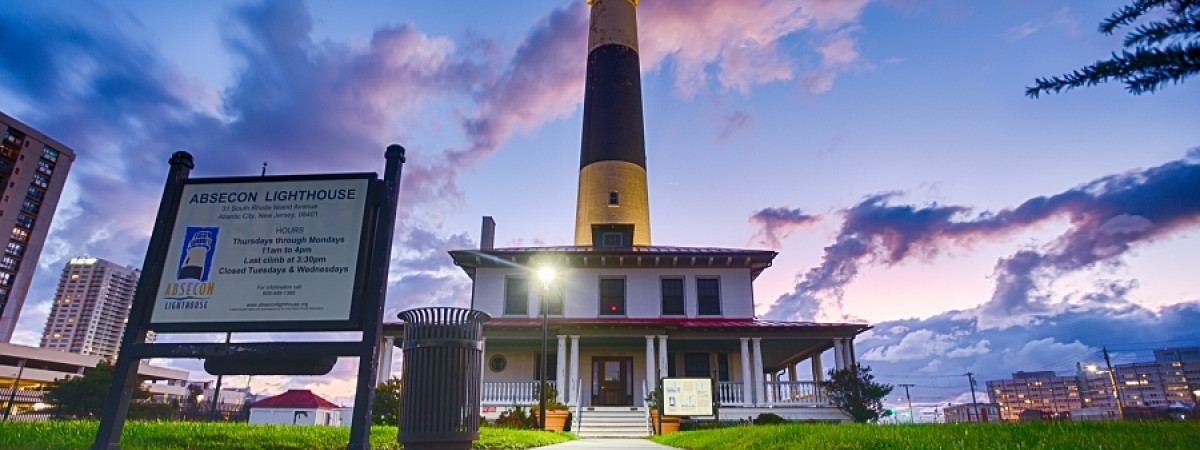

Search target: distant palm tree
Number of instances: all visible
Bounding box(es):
[1027,0,1199,97]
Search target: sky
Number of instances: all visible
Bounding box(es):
[2,0,1198,415]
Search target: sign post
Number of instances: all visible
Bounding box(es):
[92,147,405,449]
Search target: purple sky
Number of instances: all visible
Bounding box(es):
[2,0,1198,413]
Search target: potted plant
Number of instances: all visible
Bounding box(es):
[645,386,681,434]
[530,384,570,432]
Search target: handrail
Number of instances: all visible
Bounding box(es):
[572,379,582,432]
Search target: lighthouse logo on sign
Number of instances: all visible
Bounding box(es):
[162,226,219,310]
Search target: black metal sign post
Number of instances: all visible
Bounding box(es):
[346,144,405,449]
[93,152,193,449]
[91,147,405,450]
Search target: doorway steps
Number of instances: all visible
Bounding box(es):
[573,406,651,438]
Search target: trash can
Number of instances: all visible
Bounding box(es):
[397,307,490,450]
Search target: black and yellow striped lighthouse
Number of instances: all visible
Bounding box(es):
[575,0,650,248]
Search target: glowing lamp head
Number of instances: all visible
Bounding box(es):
[537,267,556,289]
[1086,364,1099,373]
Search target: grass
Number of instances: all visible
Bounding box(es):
[650,421,1200,449]
[0,421,576,449]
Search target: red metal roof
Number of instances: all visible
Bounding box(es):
[250,389,341,409]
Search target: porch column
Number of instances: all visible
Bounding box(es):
[657,335,668,380]
[787,363,798,382]
[480,337,488,390]
[752,338,765,406]
[848,338,857,367]
[569,335,580,405]
[833,339,845,371]
[377,336,395,384]
[811,352,823,381]
[645,336,656,396]
[557,335,567,403]
[740,338,752,405]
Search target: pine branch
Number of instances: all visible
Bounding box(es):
[1102,0,1174,34]
[1027,44,1200,97]
[1124,17,1200,46]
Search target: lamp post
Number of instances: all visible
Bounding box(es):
[536,267,556,430]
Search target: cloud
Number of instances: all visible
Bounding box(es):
[748,207,823,249]
[856,301,1200,407]
[1002,7,1081,42]
[715,110,753,142]
[639,0,872,97]
[761,154,1200,323]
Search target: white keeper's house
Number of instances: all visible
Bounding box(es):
[384,0,869,433]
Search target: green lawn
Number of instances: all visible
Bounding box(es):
[650,421,1200,449]
[0,421,575,449]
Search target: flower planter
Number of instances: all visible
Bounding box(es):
[649,410,681,434]
[535,410,570,432]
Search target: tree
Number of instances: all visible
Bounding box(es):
[1027,0,1200,97]
[371,377,402,425]
[43,360,150,419]
[824,363,894,423]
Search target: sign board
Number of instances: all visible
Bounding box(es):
[663,378,713,416]
[148,174,375,331]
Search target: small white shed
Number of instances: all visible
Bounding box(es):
[248,389,345,426]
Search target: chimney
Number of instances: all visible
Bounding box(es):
[480,216,496,250]
[574,0,650,248]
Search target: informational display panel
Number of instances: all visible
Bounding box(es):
[663,378,713,416]
[149,175,373,330]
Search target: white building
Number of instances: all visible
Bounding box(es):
[382,0,868,434]
[943,403,1001,423]
[39,257,141,360]
[248,389,345,426]
[0,342,187,418]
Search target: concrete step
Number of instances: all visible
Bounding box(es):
[574,406,651,438]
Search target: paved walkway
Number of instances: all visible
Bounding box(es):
[536,438,684,449]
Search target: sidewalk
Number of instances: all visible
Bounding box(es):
[536,438,684,449]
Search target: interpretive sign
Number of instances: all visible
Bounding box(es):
[663,378,714,416]
[148,174,375,331]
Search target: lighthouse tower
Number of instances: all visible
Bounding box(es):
[574,0,650,248]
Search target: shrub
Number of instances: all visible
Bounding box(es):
[753,413,787,425]
[495,405,536,429]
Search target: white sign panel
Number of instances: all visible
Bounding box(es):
[150,177,371,325]
[663,378,713,416]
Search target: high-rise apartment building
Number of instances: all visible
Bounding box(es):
[988,347,1200,421]
[39,257,140,360]
[0,111,75,342]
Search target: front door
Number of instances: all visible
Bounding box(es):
[591,357,633,406]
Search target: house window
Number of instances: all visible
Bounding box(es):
[599,278,625,315]
[592,224,633,249]
[661,278,684,315]
[504,277,529,316]
[608,191,619,206]
[542,282,563,316]
[697,278,721,315]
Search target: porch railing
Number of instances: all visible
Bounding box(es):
[764,381,830,405]
[717,381,746,406]
[481,380,556,406]
[716,381,832,406]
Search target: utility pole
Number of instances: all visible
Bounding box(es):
[965,373,979,423]
[1103,346,1126,420]
[898,384,915,423]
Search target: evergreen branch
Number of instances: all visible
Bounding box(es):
[1124,17,1200,47]
[1102,0,1174,34]
[1027,44,1200,97]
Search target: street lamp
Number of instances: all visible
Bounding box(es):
[537,267,556,430]
[1088,363,1125,420]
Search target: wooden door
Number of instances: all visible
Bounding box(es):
[591,356,633,406]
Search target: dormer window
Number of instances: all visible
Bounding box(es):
[592,224,633,249]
